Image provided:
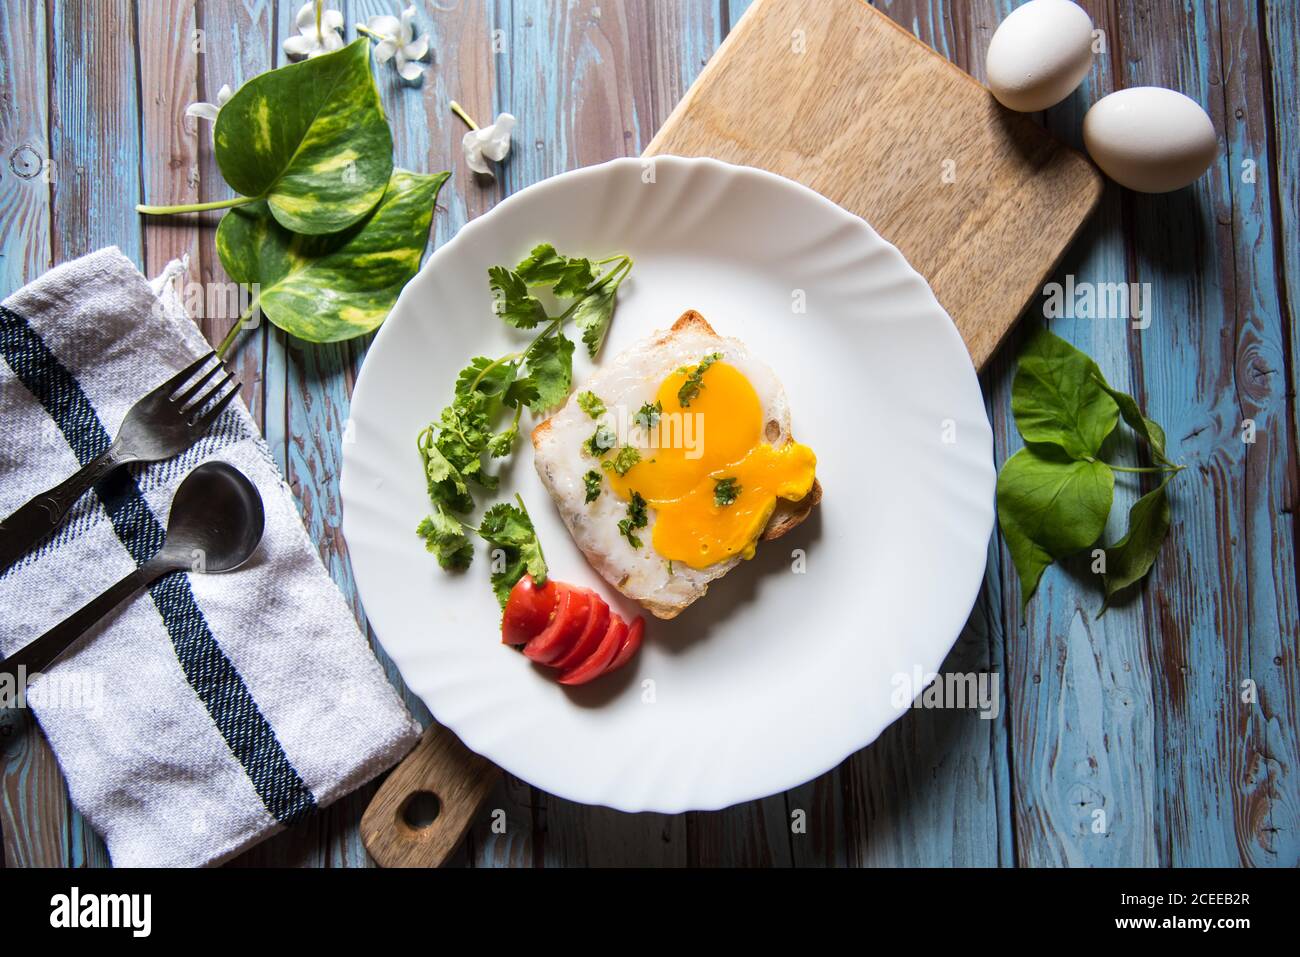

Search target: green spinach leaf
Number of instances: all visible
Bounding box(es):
[1011,330,1119,460]
[1093,377,1171,465]
[997,446,1114,609]
[1099,479,1172,613]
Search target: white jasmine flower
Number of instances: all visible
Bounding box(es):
[184,84,233,143]
[361,5,429,81]
[284,1,345,59]
[452,102,515,178]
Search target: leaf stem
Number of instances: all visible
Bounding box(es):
[137,195,258,215]
[215,297,260,359]
[449,101,479,131]
[1108,463,1184,474]
[520,255,632,361]
[470,351,522,391]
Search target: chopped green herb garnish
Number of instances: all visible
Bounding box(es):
[714,477,741,507]
[577,390,606,419]
[633,400,662,430]
[603,445,642,476]
[584,424,617,457]
[677,352,722,407]
[583,470,602,503]
[619,491,648,548]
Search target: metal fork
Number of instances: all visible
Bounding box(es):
[0,351,240,576]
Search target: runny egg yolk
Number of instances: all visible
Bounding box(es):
[606,359,817,569]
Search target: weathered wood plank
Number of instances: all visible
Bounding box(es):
[0,0,62,870]
[1210,0,1299,865]
[42,0,147,869]
[1112,0,1298,865]
[1260,0,1300,856]
[974,0,1163,866]
[194,0,274,433]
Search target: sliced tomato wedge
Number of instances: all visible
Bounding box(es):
[557,613,628,686]
[502,574,559,645]
[604,615,645,674]
[552,593,611,671]
[523,585,593,665]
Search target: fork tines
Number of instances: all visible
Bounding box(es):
[168,351,241,428]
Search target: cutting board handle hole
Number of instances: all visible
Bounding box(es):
[399,790,442,831]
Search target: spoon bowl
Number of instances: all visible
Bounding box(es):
[161,461,265,573]
[1,460,265,681]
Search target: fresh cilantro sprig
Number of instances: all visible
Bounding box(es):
[583,470,603,503]
[417,494,547,608]
[997,329,1183,614]
[604,446,642,477]
[633,400,662,430]
[619,491,648,548]
[714,477,740,507]
[577,391,606,418]
[677,353,722,407]
[416,244,632,601]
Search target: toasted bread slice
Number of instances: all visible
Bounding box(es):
[532,310,820,618]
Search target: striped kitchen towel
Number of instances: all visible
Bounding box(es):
[0,248,420,867]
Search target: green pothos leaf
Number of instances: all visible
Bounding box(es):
[217,168,449,343]
[213,39,393,235]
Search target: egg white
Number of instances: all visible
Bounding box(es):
[532,320,794,619]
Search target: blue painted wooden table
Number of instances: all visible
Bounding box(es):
[1,0,1296,867]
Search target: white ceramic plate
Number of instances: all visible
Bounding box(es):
[342,157,994,813]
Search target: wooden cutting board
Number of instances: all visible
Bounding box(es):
[644,0,1103,369]
[362,0,1104,868]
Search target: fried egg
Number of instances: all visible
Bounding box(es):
[532,311,819,619]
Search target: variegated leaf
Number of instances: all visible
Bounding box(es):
[216,169,449,343]
[214,39,393,235]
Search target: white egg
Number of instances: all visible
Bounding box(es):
[1083,87,1218,193]
[986,0,1094,112]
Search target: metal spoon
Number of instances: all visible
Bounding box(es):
[0,461,264,681]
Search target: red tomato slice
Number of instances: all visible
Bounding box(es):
[551,594,611,671]
[604,616,645,674]
[501,574,559,645]
[524,586,593,665]
[557,613,628,686]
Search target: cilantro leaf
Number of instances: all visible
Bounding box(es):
[618,491,648,549]
[455,356,517,398]
[577,390,606,418]
[603,445,642,476]
[714,477,740,507]
[487,424,518,458]
[477,497,548,607]
[503,376,539,410]
[416,506,474,570]
[573,282,617,358]
[583,470,602,503]
[584,424,617,457]
[677,352,722,407]
[489,266,549,329]
[515,243,597,298]
[525,333,575,412]
[633,401,661,431]
[418,425,474,513]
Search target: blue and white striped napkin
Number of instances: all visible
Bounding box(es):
[0,248,419,867]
